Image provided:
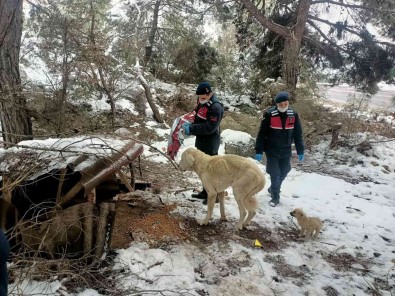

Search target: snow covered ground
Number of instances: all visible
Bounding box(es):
[4,73,395,295]
[9,122,395,296]
[319,83,395,111]
[110,131,395,296]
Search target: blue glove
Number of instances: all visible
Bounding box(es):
[182,122,191,135]
[298,154,304,161]
[255,154,263,162]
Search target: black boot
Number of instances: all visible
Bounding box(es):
[202,195,219,205]
[268,186,281,194]
[269,191,280,207]
[191,189,207,200]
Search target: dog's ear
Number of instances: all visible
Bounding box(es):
[185,150,196,167]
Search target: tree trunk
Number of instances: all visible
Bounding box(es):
[136,69,163,123]
[0,0,33,147]
[53,17,71,134]
[282,38,300,95]
[238,0,312,94]
[144,0,161,67]
[88,0,116,126]
[282,0,312,95]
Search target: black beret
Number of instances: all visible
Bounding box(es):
[196,82,212,95]
[274,91,290,103]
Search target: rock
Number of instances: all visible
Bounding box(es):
[382,165,391,172]
[373,252,381,257]
[272,276,281,282]
[299,264,310,272]
[356,141,372,154]
[221,129,255,157]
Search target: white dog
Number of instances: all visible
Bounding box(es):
[179,148,265,230]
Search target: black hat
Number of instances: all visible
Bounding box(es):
[274,91,290,103]
[196,82,212,95]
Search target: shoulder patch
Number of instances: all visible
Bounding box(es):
[271,110,279,116]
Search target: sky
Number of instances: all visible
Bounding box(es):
[5,82,395,296]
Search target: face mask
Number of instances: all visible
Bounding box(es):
[199,98,209,104]
[277,106,288,113]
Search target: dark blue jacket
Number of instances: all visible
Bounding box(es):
[189,95,224,155]
[255,106,304,158]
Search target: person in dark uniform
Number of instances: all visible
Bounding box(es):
[255,91,304,207]
[182,81,224,204]
[0,229,9,296]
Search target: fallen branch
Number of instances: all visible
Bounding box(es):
[172,187,197,195]
[117,135,179,170]
[288,216,299,231]
[346,206,364,213]
[362,275,381,295]
[319,241,337,246]
[328,245,346,257]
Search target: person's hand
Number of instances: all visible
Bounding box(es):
[298,154,304,161]
[255,154,263,162]
[182,122,190,135]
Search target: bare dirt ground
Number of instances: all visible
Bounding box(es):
[110,156,298,251]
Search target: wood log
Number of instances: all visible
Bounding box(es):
[118,171,134,192]
[56,168,67,204]
[94,202,115,257]
[59,182,84,207]
[83,203,94,256]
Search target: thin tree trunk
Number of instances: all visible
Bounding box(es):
[61,18,70,106]
[0,0,33,147]
[136,67,163,123]
[144,0,161,67]
[88,0,116,126]
[53,17,71,134]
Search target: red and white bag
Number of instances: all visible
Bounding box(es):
[167,111,196,160]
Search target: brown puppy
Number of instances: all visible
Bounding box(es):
[290,208,322,239]
[179,148,265,230]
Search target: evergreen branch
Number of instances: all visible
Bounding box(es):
[25,0,51,16]
[306,19,355,56]
[309,15,395,48]
[311,0,393,14]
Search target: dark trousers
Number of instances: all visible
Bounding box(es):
[0,230,9,296]
[266,155,291,197]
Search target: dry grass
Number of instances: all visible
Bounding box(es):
[323,252,372,273]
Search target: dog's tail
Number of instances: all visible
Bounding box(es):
[245,195,258,212]
[243,174,265,212]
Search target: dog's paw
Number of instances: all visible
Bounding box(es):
[243,221,251,227]
[236,223,244,231]
[220,216,227,222]
[241,224,249,230]
[198,219,209,226]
